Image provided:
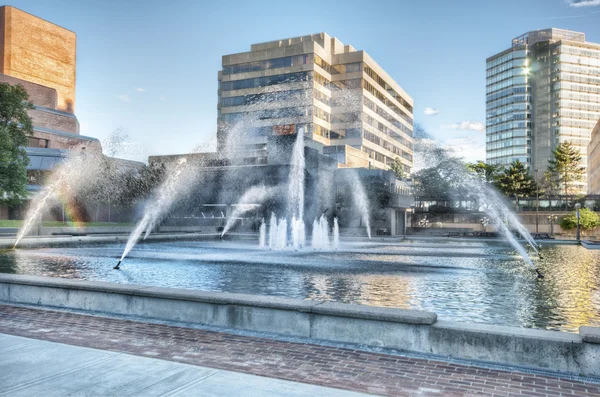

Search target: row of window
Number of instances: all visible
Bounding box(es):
[487,121,531,134]
[556,118,598,128]
[363,79,412,124]
[487,94,531,112]
[554,82,600,94]
[560,46,600,60]
[486,129,529,143]
[363,97,412,136]
[557,90,600,103]
[486,102,530,118]
[558,54,600,68]
[559,100,600,112]
[486,68,527,85]
[487,147,530,156]
[220,71,310,91]
[314,55,362,75]
[557,63,600,77]
[220,89,307,107]
[487,50,527,70]
[555,127,592,138]
[487,156,530,164]
[556,109,600,120]
[220,106,310,124]
[363,65,413,112]
[486,77,528,94]
[487,112,530,126]
[486,86,530,103]
[558,72,600,86]
[363,114,413,149]
[486,139,529,150]
[222,54,311,75]
[363,130,412,161]
[486,60,526,78]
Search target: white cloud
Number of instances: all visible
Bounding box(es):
[117,94,130,102]
[443,121,485,132]
[136,88,146,92]
[567,0,600,6]
[159,96,166,101]
[423,107,440,116]
[445,137,486,162]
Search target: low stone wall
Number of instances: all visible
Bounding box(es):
[0,274,599,377]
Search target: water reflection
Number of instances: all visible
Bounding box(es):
[0,241,598,333]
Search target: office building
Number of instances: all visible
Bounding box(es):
[589,119,600,195]
[486,29,600,193]
[217,33,414,173]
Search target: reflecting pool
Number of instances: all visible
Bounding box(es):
[1,239,599,333]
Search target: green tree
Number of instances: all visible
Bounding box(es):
[467,161,501,184]
[495,160,536,211]
[559,208,600,231]
[0,83,34,206]
[389,157,405,179]
[547,142,585,197]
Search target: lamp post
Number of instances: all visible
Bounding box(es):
[547,214,558,237]
[535,169,539,233]
[575,203,581,241]
[480,217,489,233]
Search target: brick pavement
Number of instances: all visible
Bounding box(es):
[0,304,599,397]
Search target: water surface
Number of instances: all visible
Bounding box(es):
[1,239,598,333]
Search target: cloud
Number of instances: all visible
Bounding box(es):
[136,88,146,92]
[567,0,600,6]
[443,121,485,132]
[117,94,130,102]
[445,137,486,162]
[159,96,166,101]
[423,107,440,116]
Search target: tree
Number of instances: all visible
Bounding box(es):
[0,83,34,206]
[559,208,600,232]
[495,160,536,211]
[389,157,405,179]
[467,161,501,184]
[547,142,585,197]
[538,170,560,198]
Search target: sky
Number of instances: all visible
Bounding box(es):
[8,0,600,162]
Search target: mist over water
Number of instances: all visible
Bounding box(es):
[120,158,194,262]
[413,133,537,266]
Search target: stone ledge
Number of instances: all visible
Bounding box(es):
[0,274,434,323]
[580,326,600,344]
[434,320,582,343]
[313,301,437,325]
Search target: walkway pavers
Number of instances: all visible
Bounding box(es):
[0,334,368,396]
[1,304,599,396]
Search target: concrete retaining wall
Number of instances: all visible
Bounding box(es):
[0,274,599,377]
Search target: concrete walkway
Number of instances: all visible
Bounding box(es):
[0,334,370,396]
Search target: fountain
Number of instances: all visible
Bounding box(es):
[116,158,193,269]
[258,218,266,248]
[221,185,274,236]
[344,171,371,239]
[14,145,103,248]
[333,217,340,249]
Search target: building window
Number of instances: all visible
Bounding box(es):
[28,138,49,148]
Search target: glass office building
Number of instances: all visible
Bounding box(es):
[486,29,600,193]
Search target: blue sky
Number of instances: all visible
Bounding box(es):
[9,0,600,162]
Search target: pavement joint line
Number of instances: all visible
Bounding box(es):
[3,301,599,386]
[158,370,222,397]
[0,352,122,395]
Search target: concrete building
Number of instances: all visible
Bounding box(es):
[486,29,600,193]
[589,119,600,195]
[218,32,414,174]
